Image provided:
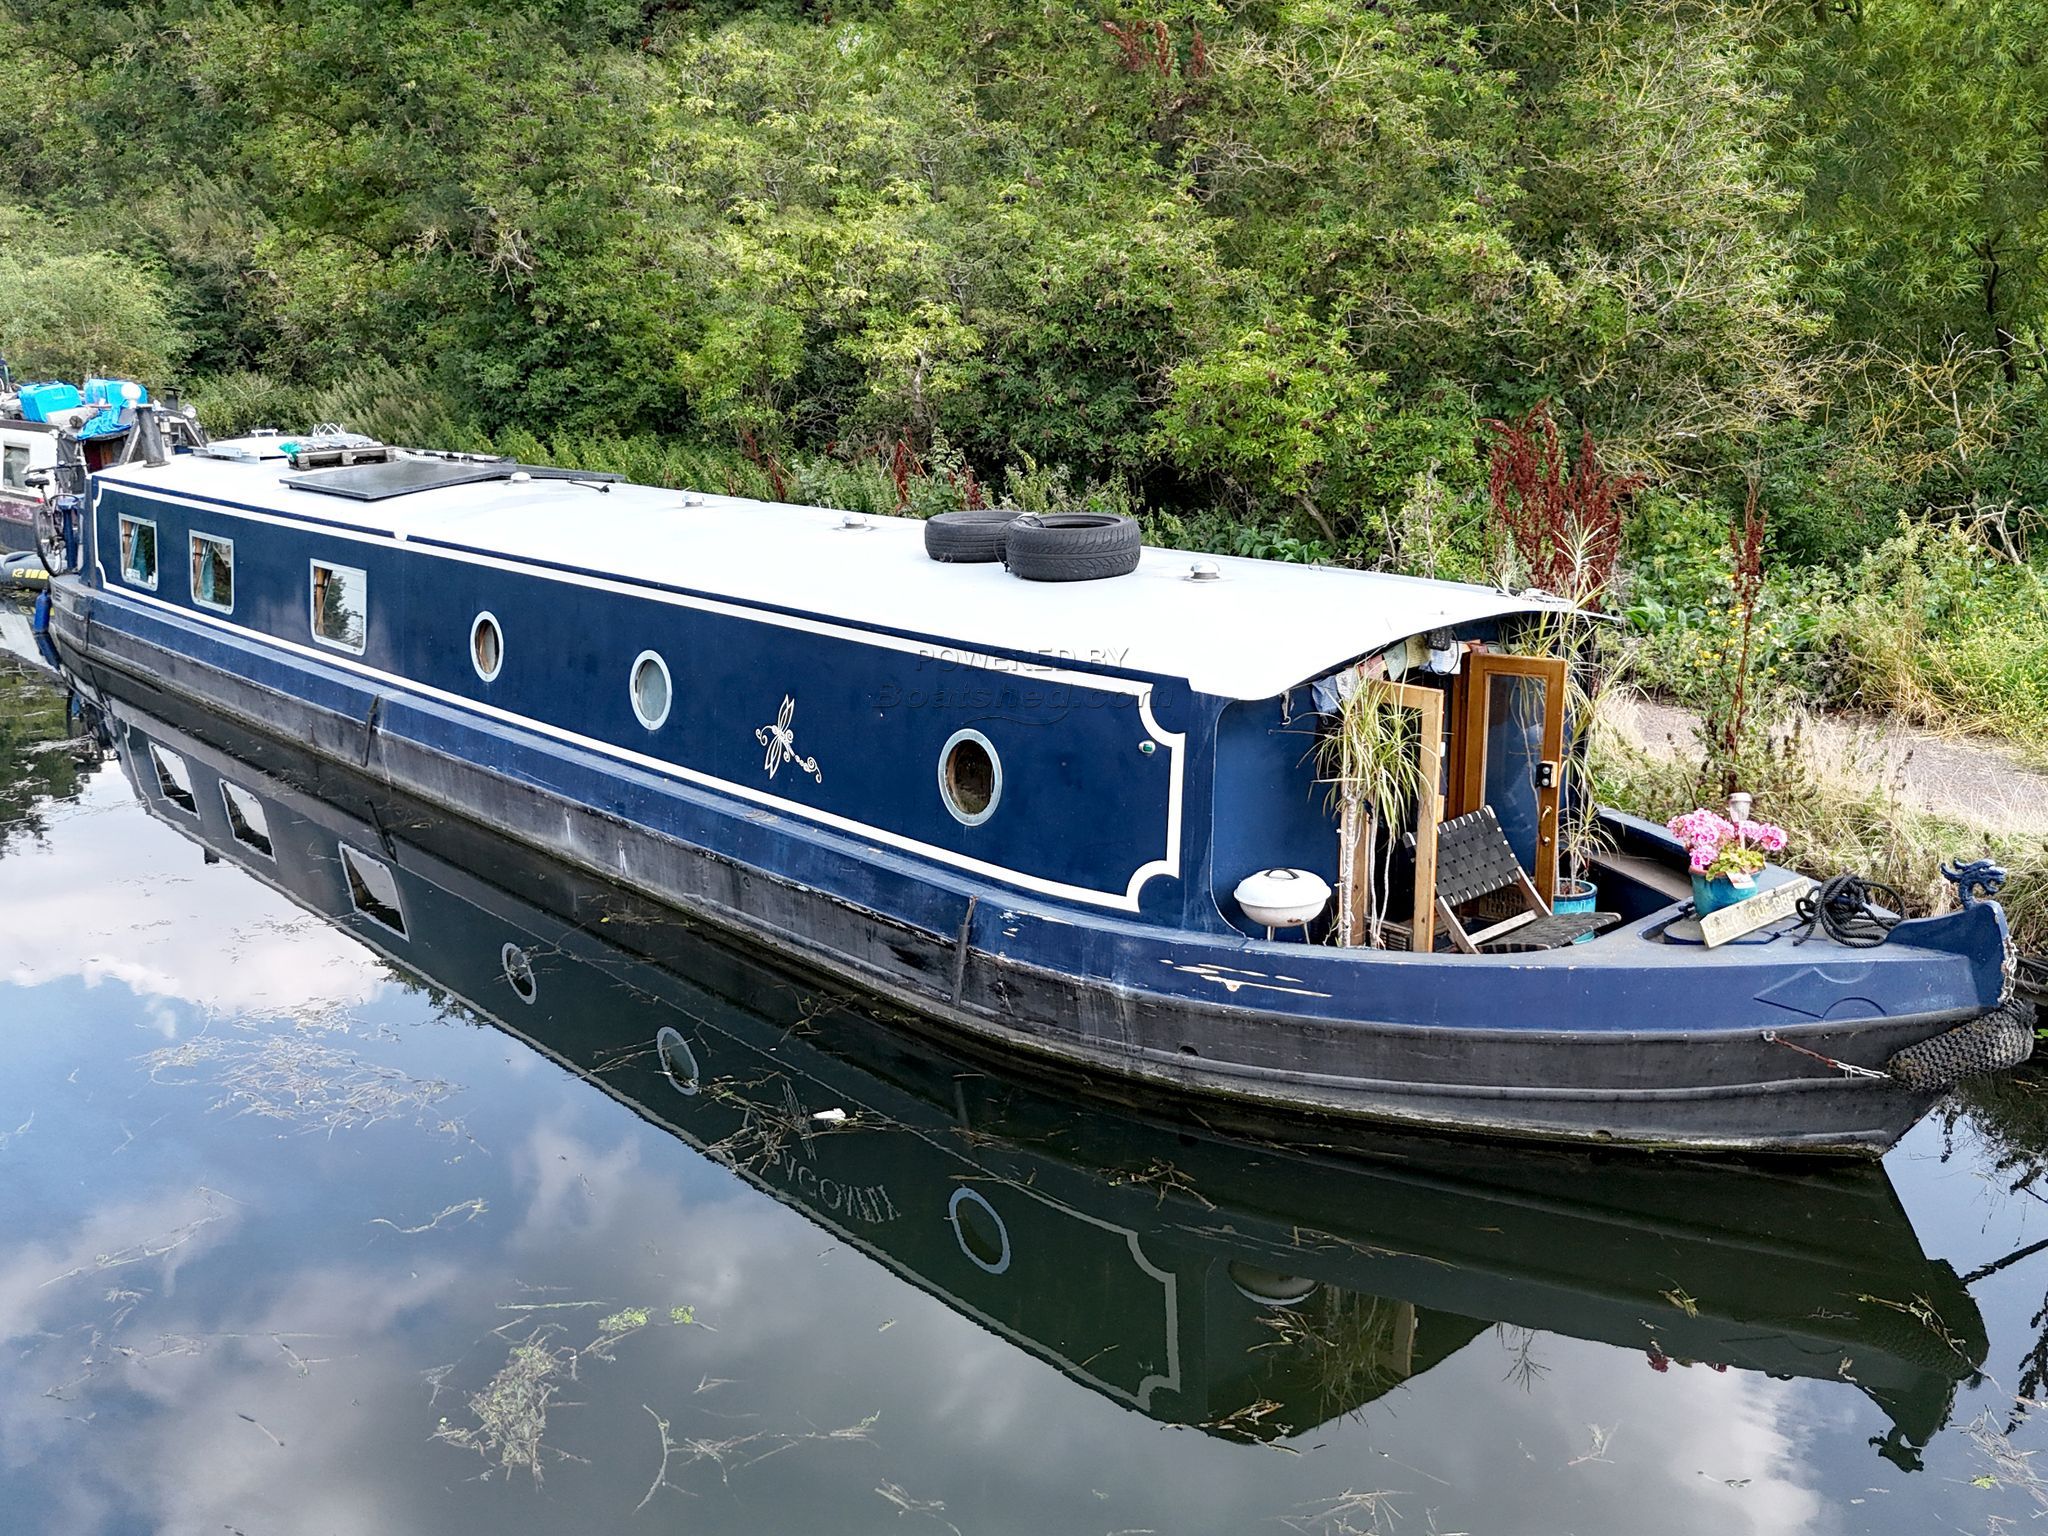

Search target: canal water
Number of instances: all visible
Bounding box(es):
[6,648,2048,1535]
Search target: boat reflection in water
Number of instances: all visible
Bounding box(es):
[102,681,1987,1469]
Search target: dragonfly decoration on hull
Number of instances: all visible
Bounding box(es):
[756,695,822,783]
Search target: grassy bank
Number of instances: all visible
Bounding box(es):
[1625,497,2048,768]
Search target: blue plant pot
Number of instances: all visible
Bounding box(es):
[1691,873,1753,917]
[1556,877,1599,944]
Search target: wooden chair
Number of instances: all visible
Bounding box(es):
[1433,807,1621,953]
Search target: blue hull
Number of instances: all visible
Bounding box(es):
[97,684,1985,1455]
[50,572,2013,1156]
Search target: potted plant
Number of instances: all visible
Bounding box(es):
[1321,683,1427,948]
[1665,806,1789,916]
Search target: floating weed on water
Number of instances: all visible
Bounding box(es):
[102,1287,145,1330]
[38,1186,239,1290]
[636,1404,691,1511]
[45,1330,205,1403]
[585,1309,654,1362]
[369,1198,488,1236]
[236,1411,286,1449]
[422,1362,458,1408]
[636,1412,879,1504]
[1567,1423,1618,1467]
[1855,1292,1969,1357]
[875,1480,963,1536]
[1283,1487,1406,1536]
[1966,1411,2048,1511]
[433,1329,568,1483]
[1199,1398,1289,1441]
[434,1297,706,1484]
[1104,1158,1216,1210]
[1661,1286,1701,1319]
[144,1032,466,1140]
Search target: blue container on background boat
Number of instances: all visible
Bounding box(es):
[18,382,81,422]
[82,377,146,407]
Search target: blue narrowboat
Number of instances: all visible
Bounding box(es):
[98,679,1986,1457]
[37,409,2028,1154]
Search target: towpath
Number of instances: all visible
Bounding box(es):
[1605,695,2048,838]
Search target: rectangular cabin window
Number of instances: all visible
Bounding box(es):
[338,843,407,938]
[146,743,197,815]
[2,445,26,490]
[309,560,367,654]
[190,533,235,614]
[219,780,274,859]
[118,516,158,590]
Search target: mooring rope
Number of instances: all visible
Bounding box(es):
[1790,873,1905,948]
[1760,1029,1891,1080]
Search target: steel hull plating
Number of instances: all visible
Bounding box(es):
[52,580,2005,1156]
[0,498,34,554]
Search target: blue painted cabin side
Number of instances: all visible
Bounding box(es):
[84,472,1221,923]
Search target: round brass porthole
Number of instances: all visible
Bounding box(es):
[471,612,504,683]
[938,729,1000,826]
[630,650,672,731]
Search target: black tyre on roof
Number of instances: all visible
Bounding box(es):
[922,508,1021,564]
[1001,513,1142,583]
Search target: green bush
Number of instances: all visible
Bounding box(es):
[1811,523,2048,753]
[1619,491,1828,712]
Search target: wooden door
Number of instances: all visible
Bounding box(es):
[1450,653,1567,903]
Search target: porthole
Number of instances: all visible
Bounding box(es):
[500,942,537,1004]
[470,612,504,683]
[948,1186,1011,1275]
[630,650,672,731]
[938,729,1001,827]
[656,1025,700,1095]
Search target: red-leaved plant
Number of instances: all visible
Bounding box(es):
[1484,402,1644,609]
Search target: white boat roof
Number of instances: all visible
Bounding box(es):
[99,450,1566,702]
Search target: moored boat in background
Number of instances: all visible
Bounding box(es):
[37,403,2029,1154]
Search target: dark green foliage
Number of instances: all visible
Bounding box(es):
[0,0,2044,737]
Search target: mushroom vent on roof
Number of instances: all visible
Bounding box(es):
[283,458,622,502]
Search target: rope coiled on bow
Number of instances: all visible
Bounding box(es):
[1791,873,1905,948]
